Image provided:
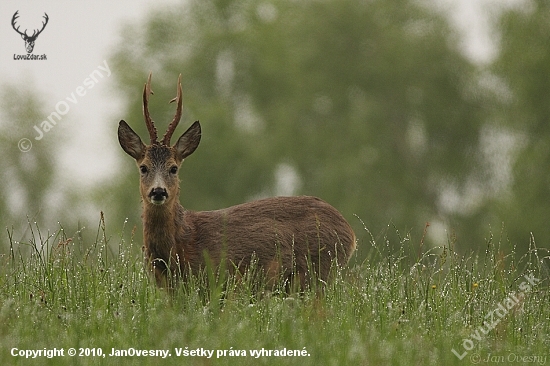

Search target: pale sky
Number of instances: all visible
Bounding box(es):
[0,0,179,188]
[0,0,525,190]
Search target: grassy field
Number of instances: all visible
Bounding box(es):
[0,216,548,365]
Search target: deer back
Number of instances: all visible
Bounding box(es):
[176,196,356,284]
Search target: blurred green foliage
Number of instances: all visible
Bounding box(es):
[108,0,488,253]
[2,0,550,257]
[0,83,57,235]
[487,0,550,248]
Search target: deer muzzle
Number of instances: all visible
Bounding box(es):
[149,187,168,205]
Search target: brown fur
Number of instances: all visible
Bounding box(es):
[118,75,356,289]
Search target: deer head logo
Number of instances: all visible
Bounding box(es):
[11,11,49,54]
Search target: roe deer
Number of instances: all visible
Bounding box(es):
[118,74,356,289]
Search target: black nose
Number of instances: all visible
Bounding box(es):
[149,187,168,201]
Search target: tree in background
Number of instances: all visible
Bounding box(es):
[5,0,550,257]
[108,0,492,255]
[488,0,550,248]
[4,0,549,257]
[0,83,57,238]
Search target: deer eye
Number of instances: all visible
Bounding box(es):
[170,166,178,175]
[139,165,148,174]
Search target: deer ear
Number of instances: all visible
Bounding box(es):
[174,121,201,161]
[118,120,145,160]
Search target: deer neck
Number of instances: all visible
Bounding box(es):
[142,200,183,257]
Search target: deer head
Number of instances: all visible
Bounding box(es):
[11,11,49,54]
[118,74,201,206]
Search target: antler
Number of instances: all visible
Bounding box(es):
[162,74,183,146]
[31,13,49,39]
[11,11,25,37]
[11,11,49,39]
[143,73,159,144]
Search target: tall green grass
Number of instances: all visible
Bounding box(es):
[1,216,548,365]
